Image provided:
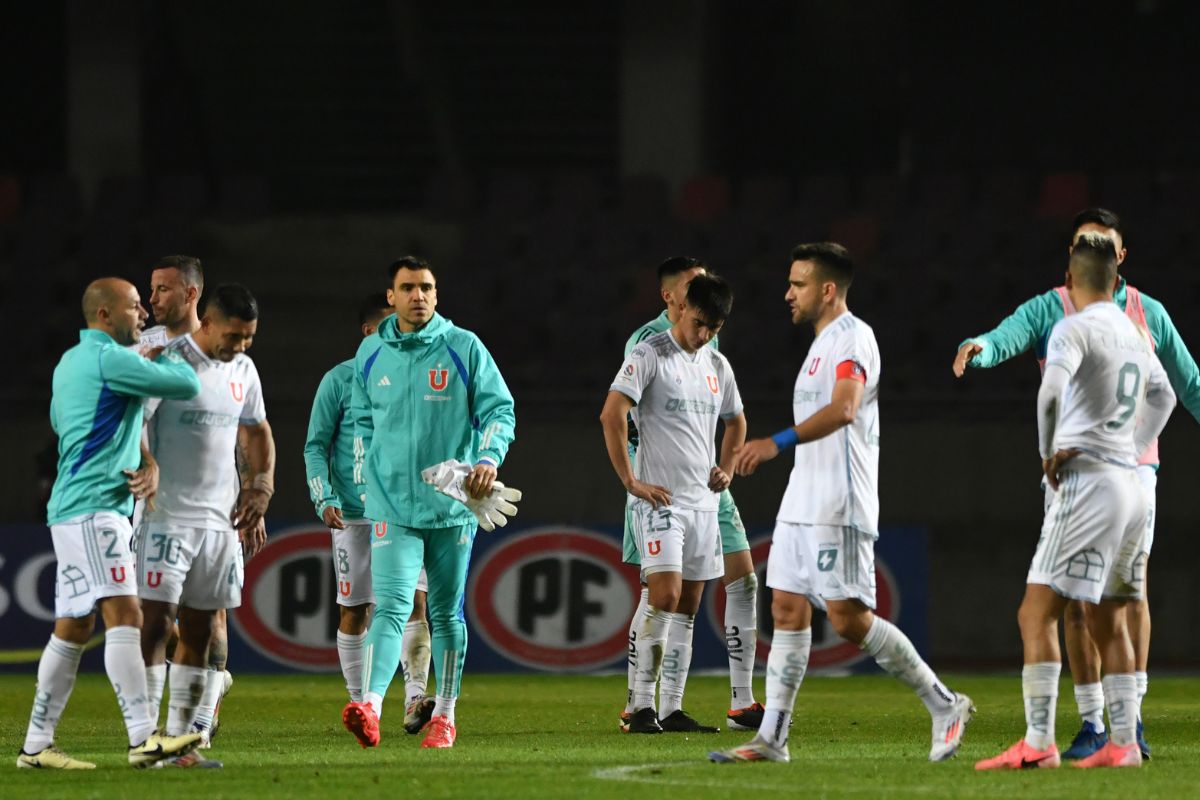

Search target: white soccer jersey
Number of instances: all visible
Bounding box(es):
[144,335,266,529]
[777,312,881,535]
[610,330,743,510]
[1043,302,1169,466]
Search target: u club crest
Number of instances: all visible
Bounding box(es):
[429,369,449,391]
[230,382,244,402]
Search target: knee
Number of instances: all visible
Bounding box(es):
[1017,601,1050,636]
[648,586,681,613]
[826,607,870,643]
[1064,601,1089,629]
[410,591,427,619]
[340,604,370,632]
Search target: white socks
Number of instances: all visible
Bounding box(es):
[625,587,649,713]
[336,630,367,703]
[1135,670,1148,720]
[1074,681,1106,732]
[659,612,694,718]
[364,691,384,719]
[724,573,758,708]
[23,635,84,753]
[632,605,670,711]
[433,696,457,724]
[191,668,227,735]
[1103,673,1139,747]
[402,619,432,702]
[145,663,167,727]
[165,664,208,736]
[759,628,811,749]
[1022,661,1061,750]
[105,626,155,746]
[861,617,955,715]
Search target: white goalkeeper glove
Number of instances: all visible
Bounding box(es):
[420,459,523,532]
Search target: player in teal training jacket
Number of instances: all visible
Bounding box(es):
[19,278,203,770]
[304,293,435,734]
[341,256,516,751]
[953,208,1200,761]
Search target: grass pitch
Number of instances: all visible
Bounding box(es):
[2,672,1199,799]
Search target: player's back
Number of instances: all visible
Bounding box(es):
[146,336,265,529]
[1046,302,1161,466]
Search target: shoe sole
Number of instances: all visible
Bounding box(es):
[403,700,436,735]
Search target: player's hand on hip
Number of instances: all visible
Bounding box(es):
[627,479,671,509]
[708,465,731,492]
[1042,448,1081,491]
[322,505,345,530]
[734,438,778,476]
[465,462,497,500]
[124,461,159,504]
[952,342,983,377]
[232,488,270,530]
[240,517,267,558]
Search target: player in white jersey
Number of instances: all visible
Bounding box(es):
[131,256,244,753]
[601,274,747,734]
[976,234,1175,770]
[711,243,973,765]
[136,284,276,768]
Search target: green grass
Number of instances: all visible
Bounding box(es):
[3,673,1199,799]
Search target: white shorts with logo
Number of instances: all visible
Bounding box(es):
[333,520,427,607]
[767,521,877,612]
[50,511,138,619]
[1028,463,1146,603]
[628,499,723,582]
[134,522,244,610]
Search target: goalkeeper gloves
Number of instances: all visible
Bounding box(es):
[420,459,523,532]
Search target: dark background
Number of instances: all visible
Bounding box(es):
[2,0,1199,664]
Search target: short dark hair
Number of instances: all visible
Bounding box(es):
[1069,232,1118,292]
[1071,208,1123,242]
[153,255,204,292]
[657,256,705,284]
[203,283,259,322]
[685,272,733,324]
[389,255,433,281]
[791,242,854,292]
[359,292,392,327]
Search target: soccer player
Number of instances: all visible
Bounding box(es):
[342,256,516,750]
[975,233,1175,770]
[618,258,761,734]
[953,208,1200,759]
[601,273,748,735]
[711,243,973,764]
[17,278,203,769]
[305,293,435,733]
[136,284,275,768]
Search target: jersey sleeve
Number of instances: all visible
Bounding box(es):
[303,369,343,516]
[830,327,874,381]
[1043,319,1085,377]
[101,345,201,400]
[1142,295,1200,425]
[467,337,517,467]
[963,291,1060,369]
[610,343,656,404]
[238,360,267,425]
[624,325,658,357]
[717,356,743,419]
[351,342,379,499]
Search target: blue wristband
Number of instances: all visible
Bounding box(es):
[771,427,800,450]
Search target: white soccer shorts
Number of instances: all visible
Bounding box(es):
[332,520,427,606]
[629,499,723,582]
[1028,462,1147,603]
[50,511,138,619]
[767,521,877,611]
[1136,465,1156,555]
[134,523,244,610]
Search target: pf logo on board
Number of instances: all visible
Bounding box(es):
[231,526,341,671]
[468,527,640,671]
